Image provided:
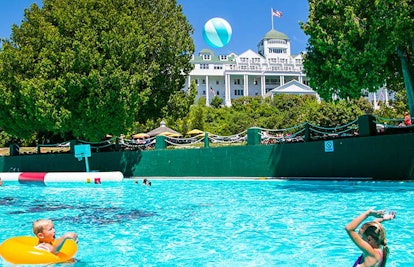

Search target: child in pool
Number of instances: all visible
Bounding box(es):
[345,209,396,267]
[33,219,78,254]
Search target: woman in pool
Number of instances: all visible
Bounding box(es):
[345,209,396,267]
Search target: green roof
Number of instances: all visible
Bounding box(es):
[263,29,289,40]
[191,49,236,64]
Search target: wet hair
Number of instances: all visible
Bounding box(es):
[33,219,52,235]
[361,221,389,266]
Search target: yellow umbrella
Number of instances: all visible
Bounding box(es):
[146,121,181,137]
[132,133,150,139]
[157,131,175,136]
[168,133,183,138]
[187,129,204,135]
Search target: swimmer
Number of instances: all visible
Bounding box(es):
[143,178,151,186]
[345,209,396,267]
[33,219,78,254]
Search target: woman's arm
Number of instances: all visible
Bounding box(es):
[345,210,383,262]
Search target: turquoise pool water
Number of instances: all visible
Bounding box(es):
[0,179,413,266]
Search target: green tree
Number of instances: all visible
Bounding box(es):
[0,0,194,141]
[210,95,223,108]
[301,0,414,115]
[162,81,197,122]
[190,105,205,131]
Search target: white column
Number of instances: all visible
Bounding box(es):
[280,75,285,86]
[187,75,191,89]
[205,75,209,106]
[372,92,378,110]
[384,88,389,106]
[225,74,231,107]
[261,74,266,96]
[243,74,249,96]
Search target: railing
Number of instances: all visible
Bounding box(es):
[7,115,414,156]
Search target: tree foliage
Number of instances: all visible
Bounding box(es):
[0,0,194,141]
[171,95,374,136]
[301,0,414,115]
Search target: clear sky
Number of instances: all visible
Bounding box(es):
[0,0,309,55]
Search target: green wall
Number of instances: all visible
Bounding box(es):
[1,132,413,180]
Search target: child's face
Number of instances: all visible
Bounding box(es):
[38,221,56,243]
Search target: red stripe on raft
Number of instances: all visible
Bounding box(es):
[18,172,47,184]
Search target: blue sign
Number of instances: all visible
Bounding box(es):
[324,140,334,152]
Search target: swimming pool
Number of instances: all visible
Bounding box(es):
[0,179,413,266]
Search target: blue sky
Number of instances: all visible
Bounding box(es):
[0,0,309,55]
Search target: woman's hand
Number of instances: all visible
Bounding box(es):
[372,210,396,223]
[368,209,385,218]
[382,211,396,221]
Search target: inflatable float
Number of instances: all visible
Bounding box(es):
[0,171,123,185]
[0,236,77,264]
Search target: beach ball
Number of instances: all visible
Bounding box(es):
[202,17,232,48]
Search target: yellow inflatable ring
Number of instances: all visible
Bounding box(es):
[0,236,77,264]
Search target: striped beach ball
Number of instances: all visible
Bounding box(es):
[202,18,232,48]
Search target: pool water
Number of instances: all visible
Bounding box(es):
[0,179,413,266]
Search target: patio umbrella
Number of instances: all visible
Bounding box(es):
[157,131,181,137]
[132,133,150,139]
[146,121,181,137]
[168,133,183,138]
[187,129,204,135]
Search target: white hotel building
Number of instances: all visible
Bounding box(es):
[183,28,313,107]
[183,28,389,108]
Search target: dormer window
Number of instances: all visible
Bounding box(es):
[202,54,211,60]
[200,64,209,69]
[240,57,248,63]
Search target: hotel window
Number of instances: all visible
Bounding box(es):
[202,79,206,84]
[265,78,279,85]
[219,55,228,60]
[213,65,223,70]
[268,58,277,64]
[269,40,287,44]
[200,64,209,69]
[202,54,211,60]
[269,48,287,54]
[234,79,241,85]
[234,89,243,96]
[240,57,248,63]
[216,81,219,85]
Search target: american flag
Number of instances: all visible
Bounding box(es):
[272,9,283,18]
[210,87,216,96]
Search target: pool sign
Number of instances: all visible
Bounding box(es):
[324,140,334,152]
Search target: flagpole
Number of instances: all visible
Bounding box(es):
[271,8,274,29]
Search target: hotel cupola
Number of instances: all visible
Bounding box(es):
[258,29,291,59]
